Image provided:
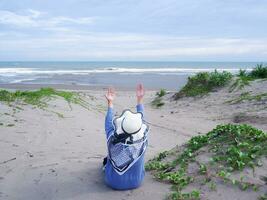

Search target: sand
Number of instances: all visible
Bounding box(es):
[0,80,266,200]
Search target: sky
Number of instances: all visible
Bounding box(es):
[0,0,267,61]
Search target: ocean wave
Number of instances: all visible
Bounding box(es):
[10,78,38,83]
[0,67,252,76]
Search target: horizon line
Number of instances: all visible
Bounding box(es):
[0,60,267,63]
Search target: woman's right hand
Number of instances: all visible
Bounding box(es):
[105,87,115,107]
[136,83,145,104]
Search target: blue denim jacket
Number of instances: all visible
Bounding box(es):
[104,104,145,190]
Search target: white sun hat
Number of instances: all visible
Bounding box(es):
[112,109,148,143]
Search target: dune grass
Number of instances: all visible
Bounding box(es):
[0,87,87,108]
[174,70,233,99]
[230,64,267,92]
[250,64,267,79]
[151,89,167,108]
[174,64,267,99]
[146,124,267,200]
[226,92,267,104]
[156,89,167,97]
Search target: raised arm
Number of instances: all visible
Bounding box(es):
[105,87,115,139]
[136,83,145,116]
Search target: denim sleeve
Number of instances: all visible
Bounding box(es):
[105,107,114,139]
[136,104,144,116]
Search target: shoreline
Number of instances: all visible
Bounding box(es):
[0,83,160,92]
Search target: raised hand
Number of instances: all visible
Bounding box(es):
[105,87,115,107]
[136,83,145,104]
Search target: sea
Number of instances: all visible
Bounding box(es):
[0,61,265,90]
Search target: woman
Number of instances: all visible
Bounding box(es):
[103,84,149,190]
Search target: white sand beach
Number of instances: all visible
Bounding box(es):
[1,0,267,198]
[0,80,266,200]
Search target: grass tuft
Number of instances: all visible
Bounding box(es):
[230,64,267,92]
[226,92,267,104]
[174,70,233,99]
[152,89,167,108]
[0,87,88,109]
[156,89,167,97]
[250,64,267,79]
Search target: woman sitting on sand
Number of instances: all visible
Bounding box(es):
[103,84,149,190]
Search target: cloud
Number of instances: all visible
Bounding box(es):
[0,3,266,61]
[0,9,95,28]
[1,29,266,60]
[0,10,37,27]
[27,9,43,18]
[50,16,95,25]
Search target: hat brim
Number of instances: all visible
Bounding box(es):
[113,109,144,137]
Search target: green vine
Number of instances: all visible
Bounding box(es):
[146,124,267,200]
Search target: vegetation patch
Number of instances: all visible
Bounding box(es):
[174,70,233,99]
[146,124,267,200]
[6,123,15,127]
[174,64,267,99]
[229,73,250,92]
[226,92,267,104]
[152,89,166,108]
[0,87,90,110]
[230,64,267,92]
[250,64,267,79]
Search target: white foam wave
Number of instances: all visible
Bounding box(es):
[0,67,252,76]
[10,78,37,83]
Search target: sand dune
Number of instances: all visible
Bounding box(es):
[0,80,266,200]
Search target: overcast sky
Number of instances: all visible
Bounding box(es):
[0,0,267,61]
